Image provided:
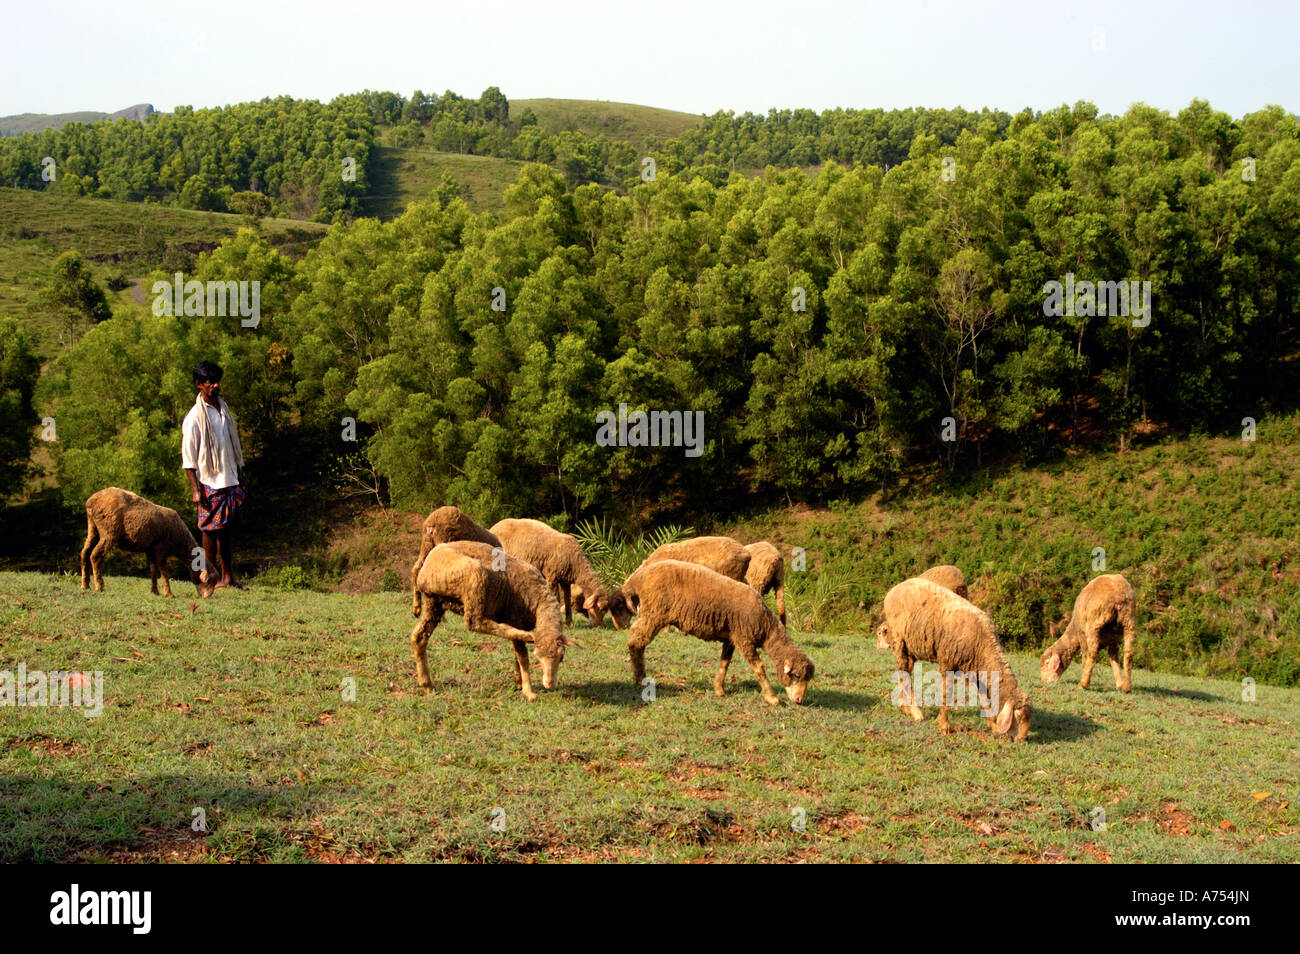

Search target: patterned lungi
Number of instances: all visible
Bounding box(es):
[198,484,246,532]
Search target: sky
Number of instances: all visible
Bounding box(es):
[2,0,1294,119]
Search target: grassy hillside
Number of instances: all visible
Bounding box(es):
[362,145,526,218]
[722,415,1300,688]
[0,572,1293,862]
[514,98,703,148]
[0,188,328,353]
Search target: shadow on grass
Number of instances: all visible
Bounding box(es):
[1028,709,1103,743]
[564,679,685,705]
[0,770,297,863]
[803,688,878,711]
[1134,685,1226,702]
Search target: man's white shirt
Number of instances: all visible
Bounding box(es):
[182,401,241,489]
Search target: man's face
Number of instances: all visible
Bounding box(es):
[196,378,221,405]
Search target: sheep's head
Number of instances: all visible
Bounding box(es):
[1039,647,1064,683]
[191,566,216,599]
[777,650,815,704]
[601,590,634,630]
[536,634,578,690]
[579,590,609,627]
[992,695,1032,742]
[875,622,891,650]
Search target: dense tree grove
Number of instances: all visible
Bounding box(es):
[31,99,1300,526]
[0,95,376,220]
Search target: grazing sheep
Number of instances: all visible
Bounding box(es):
[615,559,815,706]
[637,535,751,581]
[920,564,967,599]
[410,506,502,614]
[875,564,969,648]
[489,518,625,628]
[636,535,787,622]
[882,577,1031,740]
[80,488,214,598]
[743,541,786,624]
[1040,574,1136,691]
[410,540,571,701]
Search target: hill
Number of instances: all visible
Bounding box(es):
[513,98,704,148]
[0,188,328,354]
[0,570,1294,862]
[0,104,154,136]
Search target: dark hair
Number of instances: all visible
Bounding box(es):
[193,361,224,384]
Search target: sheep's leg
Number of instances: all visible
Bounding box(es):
[558,581,573,626]
[511,639,538,702]
[937,670,952,735]
[153,545,174,597]
[893,646,924,720]
[1079,633,1099,689]
[1120,607,1136,692]
[89,536,112,592]
[463,611,535,644]
[80,521,98,590]
[627,616,659,689]
[1106,642,1130,692]
[739,644,781,706]
[409,602,443,691]
[147,554,160,595]
[713,642,735,696]
[411,538,431,616]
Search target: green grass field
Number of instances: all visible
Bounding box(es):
[1,571,1294,863]
[363,146,526,219]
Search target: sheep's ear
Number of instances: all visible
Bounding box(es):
[1047,652,1061,673]
[783,661,792,676]
[994,701,1015,734]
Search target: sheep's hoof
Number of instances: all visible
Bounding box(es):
[907,706,924,722]
[763,694,781,706]
[522,690,539,702]
[713,685,726,697]
[938,722,952,735]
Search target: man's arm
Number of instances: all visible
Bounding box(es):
[181,409,203,503]
[185,468,204,504]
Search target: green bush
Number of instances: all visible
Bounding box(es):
[277,565,311,591]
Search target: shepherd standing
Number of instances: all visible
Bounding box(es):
[181,360,247,589]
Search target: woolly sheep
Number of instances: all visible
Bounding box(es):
[875,564,968,648]
[80,488,214,599]
[615,559,815,706]
[636,535,787,622]
[410,506,502,614]
[743,541,786,624]
[410,540,572,701]
[1040,574,1136,691]
[882,577,1031,740]
[490,518,626,628]
[636,536,751,581]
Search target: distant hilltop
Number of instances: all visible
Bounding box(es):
[0,104,155,136]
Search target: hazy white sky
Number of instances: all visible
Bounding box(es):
[3,0,1294,118]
